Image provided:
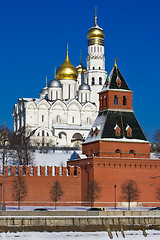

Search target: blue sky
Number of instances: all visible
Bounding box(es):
[0,0,160,141]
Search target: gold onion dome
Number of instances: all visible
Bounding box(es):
[87,8,105,40]
[87,25,105,40]
[76,50,86,73]
[56,50,78,80]
[77,64,86,74]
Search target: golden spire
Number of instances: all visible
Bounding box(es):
[114,58,118,67]
[94,6,97,26]
[46,76,47,87]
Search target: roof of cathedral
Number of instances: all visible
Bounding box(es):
[48,78,62,88]
[79,83,91,91]
[56,49,78,81]
[102,65,131,92]
[84,110,148,144]
[40,87,48,94]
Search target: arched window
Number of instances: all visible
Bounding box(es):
[47,132,49,136]
[129,150,135,154]
[93,67,95,70]
[123,96,127,105]
[92,77,95,85]
[99,67,101,70]
[42,115,44,122]
[42,130,44,137]
[37,132,40,136]
[114,95,118,105]
[115,149,121,153]
[99,77,102,85]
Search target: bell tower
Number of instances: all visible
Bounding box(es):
[85,7,107,109]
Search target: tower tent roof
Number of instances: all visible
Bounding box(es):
[102,65,130,92]
[84,110,148,144]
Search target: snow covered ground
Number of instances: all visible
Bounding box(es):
[0,230,160,239]
[33,150,85,167]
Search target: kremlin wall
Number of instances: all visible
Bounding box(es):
[3,12,159,208]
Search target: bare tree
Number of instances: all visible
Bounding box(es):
[121,180,140,210]
[50,180,64,210]
[10,131,34,167]
[87,180,101,207]
[12,175,27,210]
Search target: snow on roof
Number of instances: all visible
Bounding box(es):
[84,112,107,143]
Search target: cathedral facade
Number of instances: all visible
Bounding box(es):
[12,14,107,148]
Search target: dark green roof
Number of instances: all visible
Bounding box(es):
[108,66,130,90]
[101,111,147,141]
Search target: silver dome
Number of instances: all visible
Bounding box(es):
[79,83,90,91]
[49,79,62,88]
[40,87,48,94]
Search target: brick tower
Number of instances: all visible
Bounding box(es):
[83,59,150,158]
[68,61,160,207]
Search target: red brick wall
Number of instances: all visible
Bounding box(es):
[68,157,160,207]
[0,166,82,206]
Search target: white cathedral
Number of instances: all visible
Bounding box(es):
[12,13,107,149]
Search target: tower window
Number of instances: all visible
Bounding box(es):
[47,132,49,136]
[42,115,44,122]
[93,67,95,70]
[72,117,74,123]
[97,46,99,52]
[92,77,95,85]
[114,124,121,137]
[42,130,44,137]
[114,95,118,105]
[99,67,101,70]
[123,96,127,106]
[94,47,96,52]
[99,77,102,85]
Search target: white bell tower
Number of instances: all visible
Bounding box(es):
[85,7,107,109]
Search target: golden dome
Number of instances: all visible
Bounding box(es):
[56,50,78,80]
[87,24,105,40]
[76,50,86,74]
[87,8,105,40]
[77,64,86,74]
